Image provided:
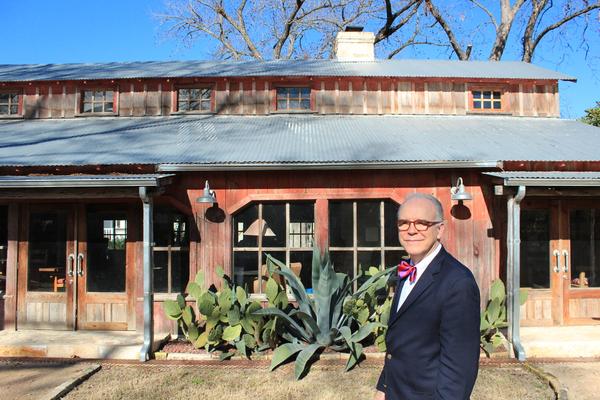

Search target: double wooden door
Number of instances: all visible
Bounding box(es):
[17,204,135,330]
[521,199,600,325]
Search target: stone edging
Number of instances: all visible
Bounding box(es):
[523,363,568,400]
[47,364,102,400]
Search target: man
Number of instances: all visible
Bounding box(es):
[375,193,480,400]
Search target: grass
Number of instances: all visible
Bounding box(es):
[64,361,554,400]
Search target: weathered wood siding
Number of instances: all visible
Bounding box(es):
[1,77,561,119]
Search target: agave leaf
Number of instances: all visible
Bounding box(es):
[266,254,314,317]
[253,307,310,342]
[222,324,242,342]
[345,342,363,372]
[338,325,352,346]
[270,343,304,371]
[294,343,323,380]
[290,310,320,338]
[163,300,183,320]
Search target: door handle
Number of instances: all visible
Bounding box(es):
[552,250,561,273]
[67,254,75,276]
[76,253,85,276]
[562,250,569,274]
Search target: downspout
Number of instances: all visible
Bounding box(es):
[139,187,154,361]
[507,185,526,361]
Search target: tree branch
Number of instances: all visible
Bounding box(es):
[424,0,468,60]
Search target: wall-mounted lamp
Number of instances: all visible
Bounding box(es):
[196,180,217,204]
[450,177,473,201]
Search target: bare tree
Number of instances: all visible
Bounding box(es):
[156,0,600,62]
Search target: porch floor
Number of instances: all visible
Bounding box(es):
[0,330,166,360]
[520,325,600,358]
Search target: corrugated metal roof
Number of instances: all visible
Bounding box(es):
[0,60,575,82]
[0,115,597,168]
[0,174,174,188]
[483,171,600,186]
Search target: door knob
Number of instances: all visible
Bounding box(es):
[562,250,569,273]
[76,253,85,276]
[67,254,75,276]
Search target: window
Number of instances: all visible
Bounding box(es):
[329,200,406,286]
[276,87,311,111]
[177,88,212,112]
[153,208,190,293]
[82,90,114,113]
[0,92,19,116]
[520,209,550,289]
[471,90,502,111]
[233,202,314,294]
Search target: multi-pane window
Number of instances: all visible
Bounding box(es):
[276,87,311,111]
[0,93,19,115]
[103,219,127,250]
[153,209,190,293]
[82,90,114,113]
[233,202,314,294]
[472,90,502,111]
[329,200,406,287]
[177,88,212,112]
[520,209,550,289]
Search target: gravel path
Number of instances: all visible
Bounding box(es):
[532,361,600,400]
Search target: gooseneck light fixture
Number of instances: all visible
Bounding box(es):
[450,177,473,201]
[196,180,217,204]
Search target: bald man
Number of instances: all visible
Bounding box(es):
[375,193,480,400]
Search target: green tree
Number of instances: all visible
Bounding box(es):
[582,102,600,127]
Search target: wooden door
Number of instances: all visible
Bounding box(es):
[560,200,600,324]
[17,205,77,330]
[76,205,134,330]
[520,199,600,326]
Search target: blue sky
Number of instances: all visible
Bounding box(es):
[1,0,598,119]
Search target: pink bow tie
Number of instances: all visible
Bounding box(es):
[397,260,417,283]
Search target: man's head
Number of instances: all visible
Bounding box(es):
[397,193,445,263]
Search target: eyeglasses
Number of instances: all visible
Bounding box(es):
[397,219,443,232]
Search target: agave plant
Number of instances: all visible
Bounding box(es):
[163,266,286,359]
[254,247,395,379]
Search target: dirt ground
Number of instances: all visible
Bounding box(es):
[61,362,554,400]
[0,360,97,400]
[531,361,600,400]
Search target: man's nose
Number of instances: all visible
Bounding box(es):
[406,222,419,234]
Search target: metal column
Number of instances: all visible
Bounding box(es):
[139,187,154,361]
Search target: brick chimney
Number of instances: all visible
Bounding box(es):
[334,26,375,61]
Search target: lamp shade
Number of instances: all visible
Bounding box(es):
[451,177,473,201]
[196,180,217,203]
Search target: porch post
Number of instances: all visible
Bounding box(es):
[3,203,19,330]
[506,186,526,361]
[139,187,154,361]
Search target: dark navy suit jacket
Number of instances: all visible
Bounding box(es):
[376,246,480,400]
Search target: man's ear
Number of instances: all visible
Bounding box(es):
[436,222,445,240]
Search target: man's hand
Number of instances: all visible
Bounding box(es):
[373,390,385,400]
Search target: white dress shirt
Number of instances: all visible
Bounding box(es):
[396,242,442,312]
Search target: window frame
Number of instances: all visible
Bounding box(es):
[468,85,508,113]
[273,85,313,113]
[232,201,315,297]
[173,84,215,114]
[78,87,118,116]
[152,209,190,295]
[329,199,405,289]
[0,90,23,118]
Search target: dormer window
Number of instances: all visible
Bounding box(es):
[0,92,20,116]
[276,87,311,111]
[470,89,503,112]
[82,90,114,113]
[177,88,212,112]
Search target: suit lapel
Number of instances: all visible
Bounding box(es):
[388,247,446,326]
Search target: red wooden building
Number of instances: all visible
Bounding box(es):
[0,30,598,360]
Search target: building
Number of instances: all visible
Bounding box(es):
[0,29,598,360]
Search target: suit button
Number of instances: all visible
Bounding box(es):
[386,354,392,360]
